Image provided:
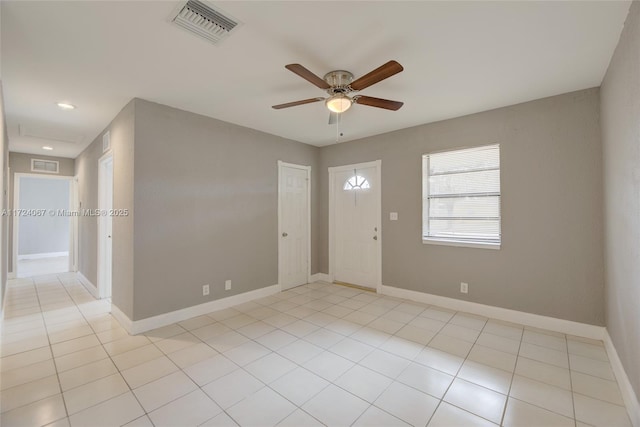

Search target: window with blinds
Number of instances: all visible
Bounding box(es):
[422,144,501,246]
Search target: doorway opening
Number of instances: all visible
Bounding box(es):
[13,174,76,278]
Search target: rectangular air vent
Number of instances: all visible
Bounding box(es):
[171,0,241,45]
[31,159,59,174]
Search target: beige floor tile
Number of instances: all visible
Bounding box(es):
[503,397,574,427]
[375,381,439,426]
[303,384,370,427]
[270,367,329,406]
[429,402,498,427]
[468,344,517,372]
[63,373,129,415]
[59,358,118,391]
[1,374,61,413]
[515,356,571,390]
[0,346,52,373]
[0,394,67,427]
[121,356,179,389]
[335,365,393,402]
[133,371,198,412]
[569,353,615,380]
[68,392,144,427]
[183,354,238,386]
[444,378,507,424]
[227,387,296,426]
[244,352,297,384]
[509,375,574,419]
[571,371,624,405]
[458,360,513,394]
[0,359,56,390]
[277,409,324,427]
[111,344,164,371]
[201,369,263,409]
[573,393,631,427]
[167,342,217,369]
[148,389,222,427]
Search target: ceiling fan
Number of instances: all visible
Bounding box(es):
[272,60,404,124]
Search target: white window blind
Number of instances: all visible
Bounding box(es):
[422,144,501,246]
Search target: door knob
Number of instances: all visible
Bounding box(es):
[373,235,378,240]
[282,232,288,237]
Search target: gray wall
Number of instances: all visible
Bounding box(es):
[8,152,74,273]
[601,1,640,401]
[75,100,135,318]
[17,177,70,255]
[132,99,319,320]
[319,88,604,325]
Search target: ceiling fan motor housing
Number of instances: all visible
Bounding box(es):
[324,70,354,95]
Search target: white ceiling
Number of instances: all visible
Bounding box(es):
[1,1,631,158]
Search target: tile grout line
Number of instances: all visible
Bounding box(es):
[52,274,151,425]
[499,325,525,426]
[32,276,71,425]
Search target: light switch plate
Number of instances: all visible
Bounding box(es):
[390,212,398,221]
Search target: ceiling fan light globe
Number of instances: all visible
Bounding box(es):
[326,95,352,113]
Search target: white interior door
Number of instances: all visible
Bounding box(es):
[330,161,381,290]
[98,155,113,299]
[279,162,310,290]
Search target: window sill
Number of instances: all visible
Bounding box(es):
[422,238,501,250]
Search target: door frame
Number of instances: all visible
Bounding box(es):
[12,172,75,276]
[97,152,113,299]
[328,160,382,292]
[70,176,79,273]
[277,161,311,289]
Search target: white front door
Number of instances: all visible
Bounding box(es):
[330,161,381,290]
[98,155,113,299]
[279,162,310,290]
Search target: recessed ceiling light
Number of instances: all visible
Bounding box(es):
[56,102,76,110]
[42,146,54,151]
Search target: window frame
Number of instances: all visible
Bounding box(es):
[422,144,501,250]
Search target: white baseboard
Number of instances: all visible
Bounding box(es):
[379,285,605,340]
[77,272,99,298]
[17,251,69,260]
[309,273,331,283]
[113,284,281,335]
[604,330,640,427]
[110,304,133,334]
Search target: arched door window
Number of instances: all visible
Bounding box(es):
[343,175,370,190]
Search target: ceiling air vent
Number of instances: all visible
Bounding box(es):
[171,0,241,45]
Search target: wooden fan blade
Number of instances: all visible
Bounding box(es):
[350,60,404,91]
[355,96,404,111]
[272,97,324,110]
[285,64,331,89]
[328,112,338,125]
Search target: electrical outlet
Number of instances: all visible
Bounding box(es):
[202,284,210,296]
[460,282,468,294]
[225,280,231,291]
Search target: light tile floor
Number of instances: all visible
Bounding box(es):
[0,273,633,427]
[16,256,69,278]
